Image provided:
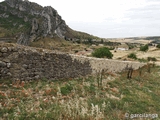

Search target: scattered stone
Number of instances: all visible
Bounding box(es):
[35,75,40,79]
[7,63,11,68]
[0,52,2,57]
[3,59,10,63]
[0,61,6,67]
[22,64,28,69]
[6,72,12,76]
[1,47,8,53]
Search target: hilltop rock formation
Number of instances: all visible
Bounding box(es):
[0,0,72,45]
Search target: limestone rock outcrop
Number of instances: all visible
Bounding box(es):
[0,0,70,45]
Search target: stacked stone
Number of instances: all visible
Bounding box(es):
[0,46,13,79]
[0,43,92,81]
[0,43,146,81]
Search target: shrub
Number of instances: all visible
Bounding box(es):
[128,45,135,49]
[92,47,113,59]
[156,44,160,48]
[140,44,149,52]
[60,84,73,95]
[147,57,157,61]
[109,47,115,50]
[127,53,137,60]
[138,58,148,63]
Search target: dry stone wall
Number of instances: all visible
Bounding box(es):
[71,55,146,74]
[0,43,145,81]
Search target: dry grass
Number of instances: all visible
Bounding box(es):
[109,38,152,44]
[30,37,88,54]
[111,46,160,65]
[0,65,160,120]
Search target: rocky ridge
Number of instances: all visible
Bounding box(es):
[0,0,75,45]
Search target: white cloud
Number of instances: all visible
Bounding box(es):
[27,0,147,22]
[0,0,160,38]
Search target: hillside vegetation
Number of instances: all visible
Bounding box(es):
[0,64,159,119]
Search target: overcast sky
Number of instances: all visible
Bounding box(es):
[1,0,160,38]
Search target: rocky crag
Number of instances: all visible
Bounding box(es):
[0,0,96,45]
[0,43,145,81]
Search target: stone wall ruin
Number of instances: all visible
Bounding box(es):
[0,43,145,81]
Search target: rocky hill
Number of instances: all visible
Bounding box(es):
[0,0,97,45]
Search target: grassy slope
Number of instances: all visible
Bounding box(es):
[65,28,99,40]
[29,37,88,53]
[0,65,160,120]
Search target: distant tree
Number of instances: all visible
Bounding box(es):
[140,44,149,52]
[76,39,81,44]
[101,39,104,44]
[88,38,93,44]
[92,47,113,59]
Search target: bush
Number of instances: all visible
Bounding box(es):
[128,45,135,49]
[127,53,137,60]
[138,58,148,63]
[92,47,113,59]
[140,44,149,52]
[156,44,160,48]
[147,57,157,61]
[109,47,115,50]
[60,84,73,95]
